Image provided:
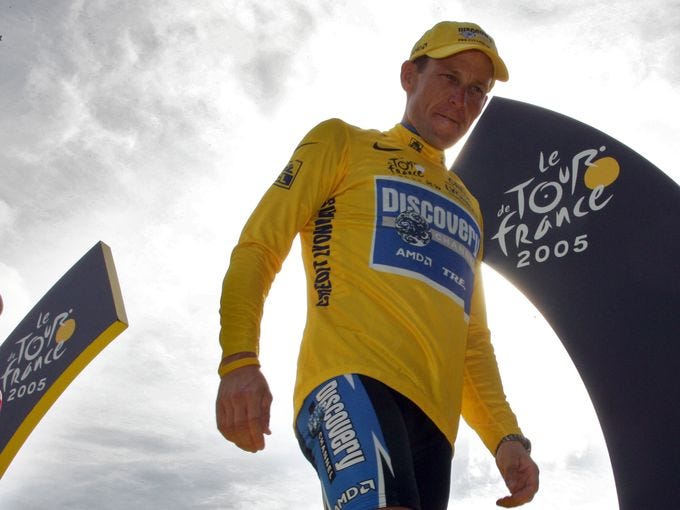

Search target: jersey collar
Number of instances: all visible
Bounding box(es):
[389,123,446,167]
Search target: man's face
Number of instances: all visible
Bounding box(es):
[401,50,494,150]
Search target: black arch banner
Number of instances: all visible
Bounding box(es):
[453,97,680,509]
[0,241,127,477]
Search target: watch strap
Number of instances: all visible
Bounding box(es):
[496,434,532,455]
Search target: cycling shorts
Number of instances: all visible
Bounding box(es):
[295,374,453,510]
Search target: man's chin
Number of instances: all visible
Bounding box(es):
[437,131,464,150]
[420,122,464,150]
[434,122,465,148]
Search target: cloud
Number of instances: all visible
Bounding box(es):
[231,2,318,111]
[0,0,337,261]
[1,425,216,509]
[631,0,680,83]
[450,434,500,499]
[1,416,319,509]
[0,199,16,239]
[0,261,31,331]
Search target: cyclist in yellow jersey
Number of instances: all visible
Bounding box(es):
[216,21,539,509]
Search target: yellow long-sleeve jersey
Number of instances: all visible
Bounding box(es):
[219,118,521,452]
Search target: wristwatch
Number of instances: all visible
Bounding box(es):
[496,434,532,455]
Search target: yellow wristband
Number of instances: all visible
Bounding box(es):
[218,356,260,378]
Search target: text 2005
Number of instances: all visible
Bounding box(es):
[6,378,47,402]
[516,234,588,268]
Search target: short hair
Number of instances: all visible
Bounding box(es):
[412,55,430,73]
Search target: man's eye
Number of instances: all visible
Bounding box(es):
[469,86,485,99]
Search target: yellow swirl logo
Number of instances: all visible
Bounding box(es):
[55,318,76,343]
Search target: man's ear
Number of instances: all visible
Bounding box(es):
[400,60,417,93]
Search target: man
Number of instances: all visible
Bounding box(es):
[216,21,539,509]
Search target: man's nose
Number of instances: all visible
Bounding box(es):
[449,85,466,106]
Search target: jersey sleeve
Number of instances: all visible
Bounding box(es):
[460,264,523,454]
[218,119,349,371]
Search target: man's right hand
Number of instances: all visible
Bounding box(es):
[216,364,273,453]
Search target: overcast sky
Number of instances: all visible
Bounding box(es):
[0,1,678,509]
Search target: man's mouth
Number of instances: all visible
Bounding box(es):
[437,112,460,126]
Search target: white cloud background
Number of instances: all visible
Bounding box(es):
[0,0,678,508]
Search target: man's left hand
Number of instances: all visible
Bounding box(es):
[495,440,539,507]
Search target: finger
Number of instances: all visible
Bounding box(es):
[216,397,228,437]
[229,393,260,452]
[496,495,518,508]
[496,491,532,507]
[496,491,535,508]
[246,417,265,451]
[218,384,256,452]
[260,389,273,435]
[501,464,521,493]
[496,479,538,507]
[216,381,240,441]
[216,392,240,443]
[496,496,513,508]
[244,389,269,451]
[216,409,233,441]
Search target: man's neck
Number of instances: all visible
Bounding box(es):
[400,120,420,136]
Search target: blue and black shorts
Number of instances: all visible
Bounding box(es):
[295,374,453,510]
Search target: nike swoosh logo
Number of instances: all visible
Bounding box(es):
[294,141,319,152]
[373,142,401,152]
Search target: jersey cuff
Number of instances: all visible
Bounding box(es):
[218,356,260,377]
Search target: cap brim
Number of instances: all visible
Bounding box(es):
[423,44,509,82]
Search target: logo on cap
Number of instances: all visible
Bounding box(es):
[457,26,494,48]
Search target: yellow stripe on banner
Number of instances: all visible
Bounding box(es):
[0,320,128,478]
[101,242,129,327]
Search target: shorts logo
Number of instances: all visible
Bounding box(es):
[308,379,366,482]
[334,480,376,510]
[274,160,302,189]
